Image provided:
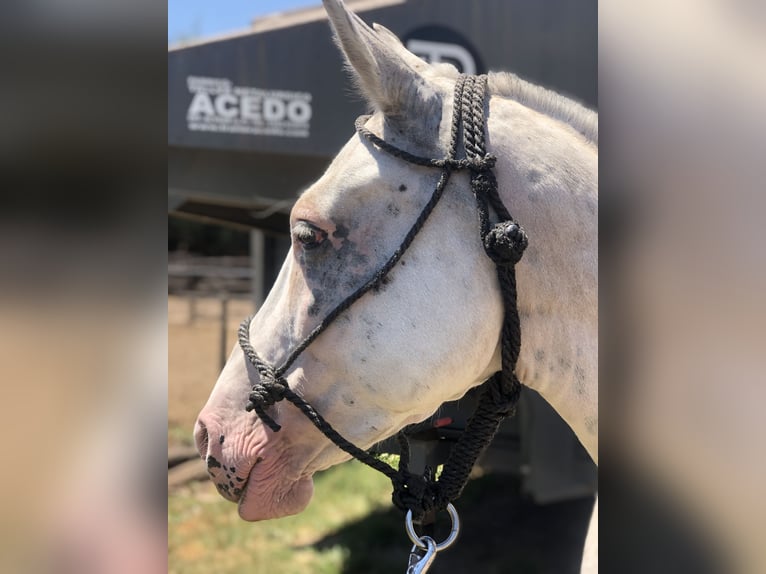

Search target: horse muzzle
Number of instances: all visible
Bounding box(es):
[194,407,317,520]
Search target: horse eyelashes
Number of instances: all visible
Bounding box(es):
[293,221,327,250]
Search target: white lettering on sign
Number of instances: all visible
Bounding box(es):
[406,39,477,76]
[185,76,312,138]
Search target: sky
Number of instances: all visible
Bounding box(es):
[168,0,319,45]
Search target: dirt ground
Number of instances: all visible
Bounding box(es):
[168,295,256,445]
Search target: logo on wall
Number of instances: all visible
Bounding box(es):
[404,26,484,76]
[185,76,312,138]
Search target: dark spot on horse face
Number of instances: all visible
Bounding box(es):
[229,480,234,487]
[333,224,350,239]
[372,274,392,294]
[350,251,367,266]
[387,203,400,217]
[235,476,245,482]
[255,457,264,465]
[558,357,571,371]
[300,223,376,316]
[574,365,586,395]
[226,473,231,479]
[206,456,222,469]
[584,416,597,434]
[527,169,543,183]
[218,435,225,445]
[534,349,545,362]
[232,487,243,498]
[308,291,325,317]
[398,184,407,192]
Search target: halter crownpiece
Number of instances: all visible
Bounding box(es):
[238,74,528,522]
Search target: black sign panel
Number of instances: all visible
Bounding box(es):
[403,25,485,75]
[168,16,363,157]
[169,0,596,157]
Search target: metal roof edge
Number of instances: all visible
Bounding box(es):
[168,0,405,52]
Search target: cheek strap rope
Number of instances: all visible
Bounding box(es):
[238,74,528,522]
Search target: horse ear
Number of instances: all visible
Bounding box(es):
[369,23,425,71]
[322,0,441,123]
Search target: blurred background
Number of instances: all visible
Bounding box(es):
[0,0,762,571]
[168,1,597,572]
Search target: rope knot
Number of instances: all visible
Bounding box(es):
[483,220,529,267]
[245,377,288,432]
[391,469,445,522]
[438,158,469,170]
[470,153,496,171]
[483,372,522,418]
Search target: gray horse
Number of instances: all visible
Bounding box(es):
[196,1,597,571]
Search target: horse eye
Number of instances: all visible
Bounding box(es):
[293,221,327,250]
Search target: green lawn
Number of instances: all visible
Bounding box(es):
[170,460,592,574]
[169,460,405,574]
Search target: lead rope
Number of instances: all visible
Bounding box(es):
[238,75,528,538]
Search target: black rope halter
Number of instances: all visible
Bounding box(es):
[238,74,528,522]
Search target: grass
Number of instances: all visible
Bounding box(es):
[169,460,404,574]
[169,465,593,574]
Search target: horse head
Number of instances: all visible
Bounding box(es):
[195,0,597,523]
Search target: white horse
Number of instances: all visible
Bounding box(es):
[195,0,597,570]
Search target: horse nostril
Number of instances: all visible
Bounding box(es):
[194,419,209,459]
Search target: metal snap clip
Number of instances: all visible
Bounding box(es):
[406,535,437,574]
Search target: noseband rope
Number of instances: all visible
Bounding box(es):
[238,74,528,522]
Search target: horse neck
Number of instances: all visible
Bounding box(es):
[486,95,598,462]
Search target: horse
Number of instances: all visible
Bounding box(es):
[195,0,597,571]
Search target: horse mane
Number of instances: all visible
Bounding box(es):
[487,71,598,145]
